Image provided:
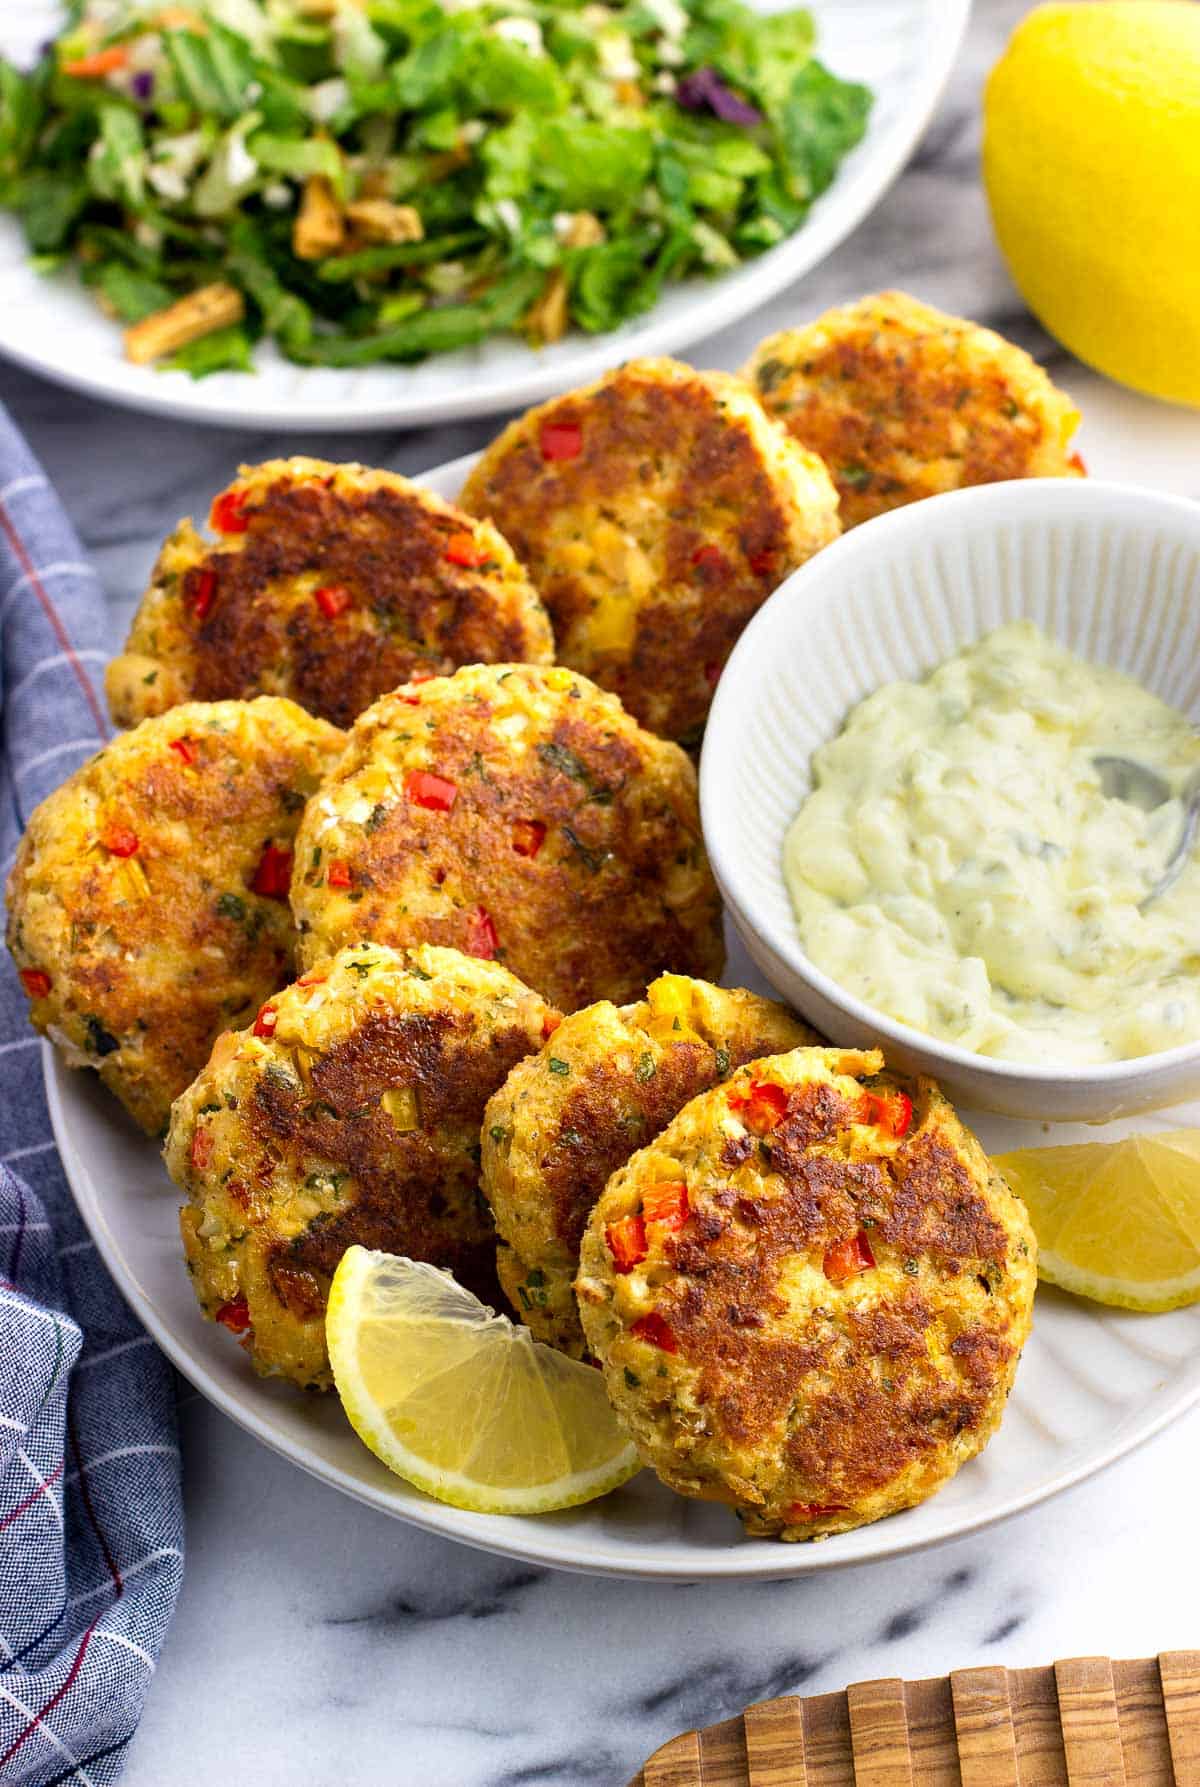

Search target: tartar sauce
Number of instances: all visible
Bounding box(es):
[783,621,1200,1064]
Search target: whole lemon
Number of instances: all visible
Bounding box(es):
[983,2,1200,407]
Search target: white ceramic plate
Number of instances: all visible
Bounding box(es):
[44,453,1200,1580]
[0,0,969,430]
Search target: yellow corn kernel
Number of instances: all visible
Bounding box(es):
[585,590,637,655]
[121,857,151,900]
[381,1086,420,1131]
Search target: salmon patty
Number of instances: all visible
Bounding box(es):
[167,942,556,1389]
[743,291,1083,528]
[289,663,724,1011]
[460,359,839,744]
[482,974,815,1356]
[7,698,343,1134]
[106,456,553,731]
[577,1046,1036,1539]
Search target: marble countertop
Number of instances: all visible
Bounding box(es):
[3,1,1199,1781]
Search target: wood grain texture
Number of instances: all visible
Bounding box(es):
[1055,1656,1128,1786]
[1160,1652,1200,1787]
[1115,1658,1175,1787]
[630,1653,1200,1787]
[952,1666,1021,1787]
[846,1680,913,1787]
[644,1729,704,1787]
[743,1696,806,1785]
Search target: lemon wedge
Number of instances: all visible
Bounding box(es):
[326,1248,640,1513]
[995,1132,1200,1313]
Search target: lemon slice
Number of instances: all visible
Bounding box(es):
[326,1248,640,1513]
[995,1131,1200,1313]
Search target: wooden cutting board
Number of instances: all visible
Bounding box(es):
[629,1652,1200,1786]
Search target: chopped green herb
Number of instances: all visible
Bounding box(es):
[548,1056,570,1076]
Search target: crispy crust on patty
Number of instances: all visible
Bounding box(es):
[167,942,556,1389]
[6,698,343,1134]
[106,457,554,732]
[482,975,816,1356]
[289,663,724,1011]
[577,1046,1036,1540]
[460,358,840,744]
[743,292,1083,528]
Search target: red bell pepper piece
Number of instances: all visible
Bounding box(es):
[326,860,353,889]
[859,1090,913,1139]
[101,824,139,858]
[404,770,458,812]
[823,1229,875,1286]
[444,532,490,568]
[253,1004,278,1039]
[314,584,352,619]
[190,1127,213,1172]
[630,1310,677,1353]
[730,1079,789,1134]
[642,1182,688,1233]
[251,844,293,900]
[606,1214,647,1273]
[784,1501,847,1523]
[210,489,249,534]
[539,420,582,461]
[215,1295,251,1334]
[189,568,217,620]
[511,819,546,858]
[169,736,197,766]
[19,968,51,999]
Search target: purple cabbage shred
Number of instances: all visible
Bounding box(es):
[675,66,762,127]
[131,70,155,101]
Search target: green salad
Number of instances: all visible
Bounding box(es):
[0,0,871,374]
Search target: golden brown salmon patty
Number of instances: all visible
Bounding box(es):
[482,974,816,1356]
[290,663,724,1011]
[743,291,1083,529]
[167,942,556,1390]
[106,456,554,732]
[459,358,840,744]
[7,699,343,1135]
[577,1046,1036,1540]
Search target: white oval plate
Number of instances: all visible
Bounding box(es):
[44,452,1200,1582]
[0,0,968,430]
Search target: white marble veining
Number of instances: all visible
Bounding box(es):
[3,2,1199,1781]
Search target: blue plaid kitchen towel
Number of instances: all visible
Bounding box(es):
[0,404,183,1785]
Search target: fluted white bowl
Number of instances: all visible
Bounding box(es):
[701,479,1200,1122]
